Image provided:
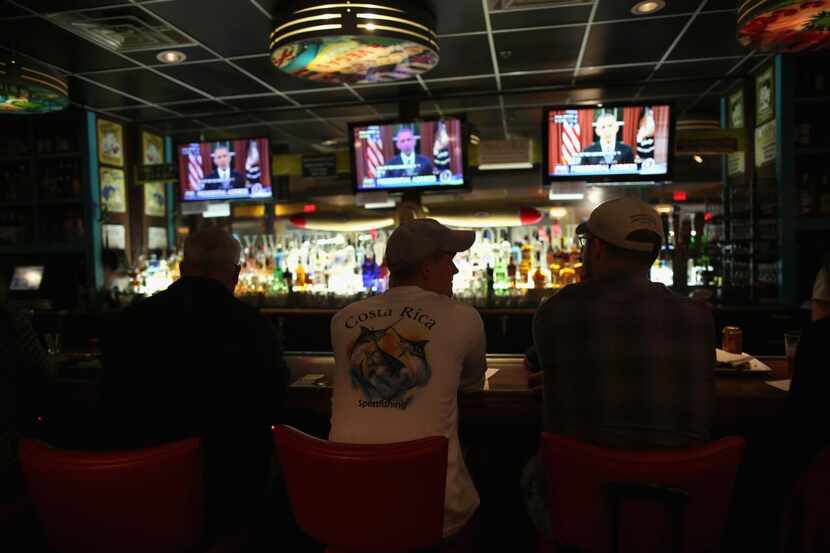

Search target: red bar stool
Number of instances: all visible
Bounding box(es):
[540,433,746,553]
[273,424,448,553]
[19,437,205,553]
[779,445,830,553]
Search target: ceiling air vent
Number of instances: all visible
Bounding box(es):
[490,0,593,10]
[49,7,193,53]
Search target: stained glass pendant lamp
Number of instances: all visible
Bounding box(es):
[270,1,439,84]
[739,0,830,52]
[0,57,69,114]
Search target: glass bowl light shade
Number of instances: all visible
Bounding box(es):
[0,58,69,114]
[269,1,439,85]
[739,0,830,52]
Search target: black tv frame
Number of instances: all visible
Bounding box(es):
[175,136,273,203]
[541,101,675,185]
[348,115,470,194]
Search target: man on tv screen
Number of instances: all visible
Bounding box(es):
[576,113,635,166]
[383,127,434,178]
[204,145,245,191]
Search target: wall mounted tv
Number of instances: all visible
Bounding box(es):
[178,138,272,201]
[349,117,467,193]
[543,103,674,184]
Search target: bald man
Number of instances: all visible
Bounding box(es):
[100,227,288,536]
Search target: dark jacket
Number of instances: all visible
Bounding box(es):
[383,153,434,178]
[576,141,635,165]
[204,169,246,190]
[100,277,289,529]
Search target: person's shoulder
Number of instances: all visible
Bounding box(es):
[652,284,713,321]
[332,296,377,324]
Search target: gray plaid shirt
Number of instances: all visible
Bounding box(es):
[533,274,715,449]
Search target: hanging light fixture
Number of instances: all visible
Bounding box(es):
[738,0,830,52]
[0,56,69,114]
[269,1,439,84]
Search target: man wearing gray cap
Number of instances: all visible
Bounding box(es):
[522,197,715,537]
[329,218,487,540]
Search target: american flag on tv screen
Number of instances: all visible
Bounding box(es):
[187,144,204,190]
[560,111,581,165]
[364,127,384,178]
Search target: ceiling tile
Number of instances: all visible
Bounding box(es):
[641,80,715,98]
[433,97,501,113]
[668,12,748,61]
[203,125,277,141]
[155,118,205,133]
[502,71,573,90]
[83,68,204,103]
[494,28,583,73]
[16,0,127,12]
[433,0,486,35]
[0,2,29,17]
[424,77,498,94]
[504,90,570,108]
[156,61,269,97]
[0,17,136,72]
[270,122,342,142]
[232,56,344,92]
[351,83,422,100]
[225,95,295,110]
[155,99,236,114]
[99,105,174,121]
[595,1,701,21]
[69,76,144,109]
[127,46,218,66]
[466,109,504,127]
[429,35,494,80]
[656,58,745,81]
[145,0,272,57]
[287,89,357,106]
[577,65,655,83]
[310,106,378,120]
[581,17,686,67]
[196,113,263,128]
[491,6,591,29]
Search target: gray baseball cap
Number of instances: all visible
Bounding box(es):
[576,197,664,252]
[385,218,475,270]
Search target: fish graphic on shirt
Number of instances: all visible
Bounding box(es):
[348,320,432,404]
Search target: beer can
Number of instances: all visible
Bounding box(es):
[722,326,743,354]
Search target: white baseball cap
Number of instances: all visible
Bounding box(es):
[576,197,664,252]
[385,218,475,271]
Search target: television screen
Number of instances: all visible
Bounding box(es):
[178,138,272,201]
[10,266,44,291]
[351,118,466,192]
[544,104,673,183]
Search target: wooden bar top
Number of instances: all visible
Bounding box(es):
[283,353,790,435]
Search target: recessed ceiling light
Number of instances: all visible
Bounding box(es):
[157,50,187,64]
[631,0,665,15]
[693,154,704,164]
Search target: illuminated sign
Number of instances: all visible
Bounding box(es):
[739,0,830,52]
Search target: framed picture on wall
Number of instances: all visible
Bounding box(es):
[101,224,126,250]
[755,66,775,125]
[142,131,164,165]
[97,119,124,167]
[100,167,126,213]
[148,226,168,250]
[144,181,166,216]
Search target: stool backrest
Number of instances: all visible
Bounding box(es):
[273,425,448,553]
[19,437,204,553]
[780,445,830,553]
[541,433,745,553]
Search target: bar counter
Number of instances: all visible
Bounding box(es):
[283,353,790,438]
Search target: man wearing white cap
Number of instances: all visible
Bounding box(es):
[329,218,487,541]
[522,197,715,537]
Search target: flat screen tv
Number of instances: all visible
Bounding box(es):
[350,117,467,193]
[543,103,674,184]
[178,138,272,201]
[10,266,44,291]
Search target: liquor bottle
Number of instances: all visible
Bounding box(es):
[507,253,517,289]
[519,241,532,284]
[532,252,546,289]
